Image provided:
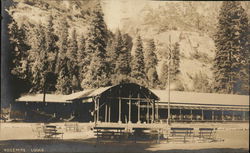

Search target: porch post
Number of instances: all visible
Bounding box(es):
[152,100,155,123]
[147,100,149,123]
[156,102,159,121]
[232,111,235,121]
[108,102,111,122]
[137,94,140,123]
[97,97,99,122]
[128,94,132,124]
[118,98,122,123]
[105,103,108,122]
[179,109,182,120]
[94,98,96,123]
[201,109,204,121]
[243,111,246,121]
[190,109,193,121]
[222,110,224,121]
[212,110,214,121]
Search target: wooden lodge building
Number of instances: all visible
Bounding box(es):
[12,83,249,123]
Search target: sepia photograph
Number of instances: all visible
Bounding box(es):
[1,0,249,153]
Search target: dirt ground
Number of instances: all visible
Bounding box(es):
[0,122,249,153]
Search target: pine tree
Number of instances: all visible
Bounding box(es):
[67,29,81,92]
[144,39,159,88]
[28,25,48,93]
[8,20,30,80]
[77,34,86,82]
[45,15,58,72]
[55,17,69,74]
[131,35,146,85]
[8,19,31,97]
[44,15,58,92]
[214,1,249,94]
[112,33,133,84]
[55,17,70,94]
[117,34,132,76]
[56,58,72,94]
[81,2,109,88]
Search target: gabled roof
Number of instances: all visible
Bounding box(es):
[151,90,249,106]
[16,83,160,103]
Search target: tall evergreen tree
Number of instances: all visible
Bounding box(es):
[214,1,249,94]
[81,1,109,88]
[55,17,69,74]
[44,15,58,92]
[9,20,30,80]
[67,29,81,92]
[112,33,133,84]
[131,35,146,85]
[116,34,132,76]
[112,30,123,75]
[28,25,48,93]
[8,19,31,97]
[55,17,70,94]
[45,15,58,72]
[56,58,72,94]
[77,34,86,82]
[144,39,159,88]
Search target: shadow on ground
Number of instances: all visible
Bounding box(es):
[0,139,248,153]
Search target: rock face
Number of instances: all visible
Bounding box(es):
[115,1,221,91]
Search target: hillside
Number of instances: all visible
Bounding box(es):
[6,0,249,92]
[115,1,249,91]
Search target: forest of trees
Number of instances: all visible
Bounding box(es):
[8,1,170,97]
[8,1,249,97]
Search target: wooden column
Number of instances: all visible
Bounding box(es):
[137,95,140,123]
[97,98,99,122]
[105,104,108,122]
[152,100,155,123]
[94,99,96,123]
[118,98,122,123]
[232,111,235,121]
[129,94,132,123]
[201,109,204,121]
[212,111,214,121]
[147,100,149,123]
[243,111,246,121]
[156,103,159,120]
[190,109,193,121]
[179,109,182,120]
[108,102,111,122]
[222,110,224,121]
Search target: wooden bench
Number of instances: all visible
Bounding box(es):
[43,125,64,139]
[198,128,216,141]
[132,128,162,143]
[168,128,194,143]
[93,127,125,142]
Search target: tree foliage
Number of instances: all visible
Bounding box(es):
[28,24,48,93]
[131,35,147,85]
[144,39,159,88]
[81,1,109,88]
[214,1,249,95]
